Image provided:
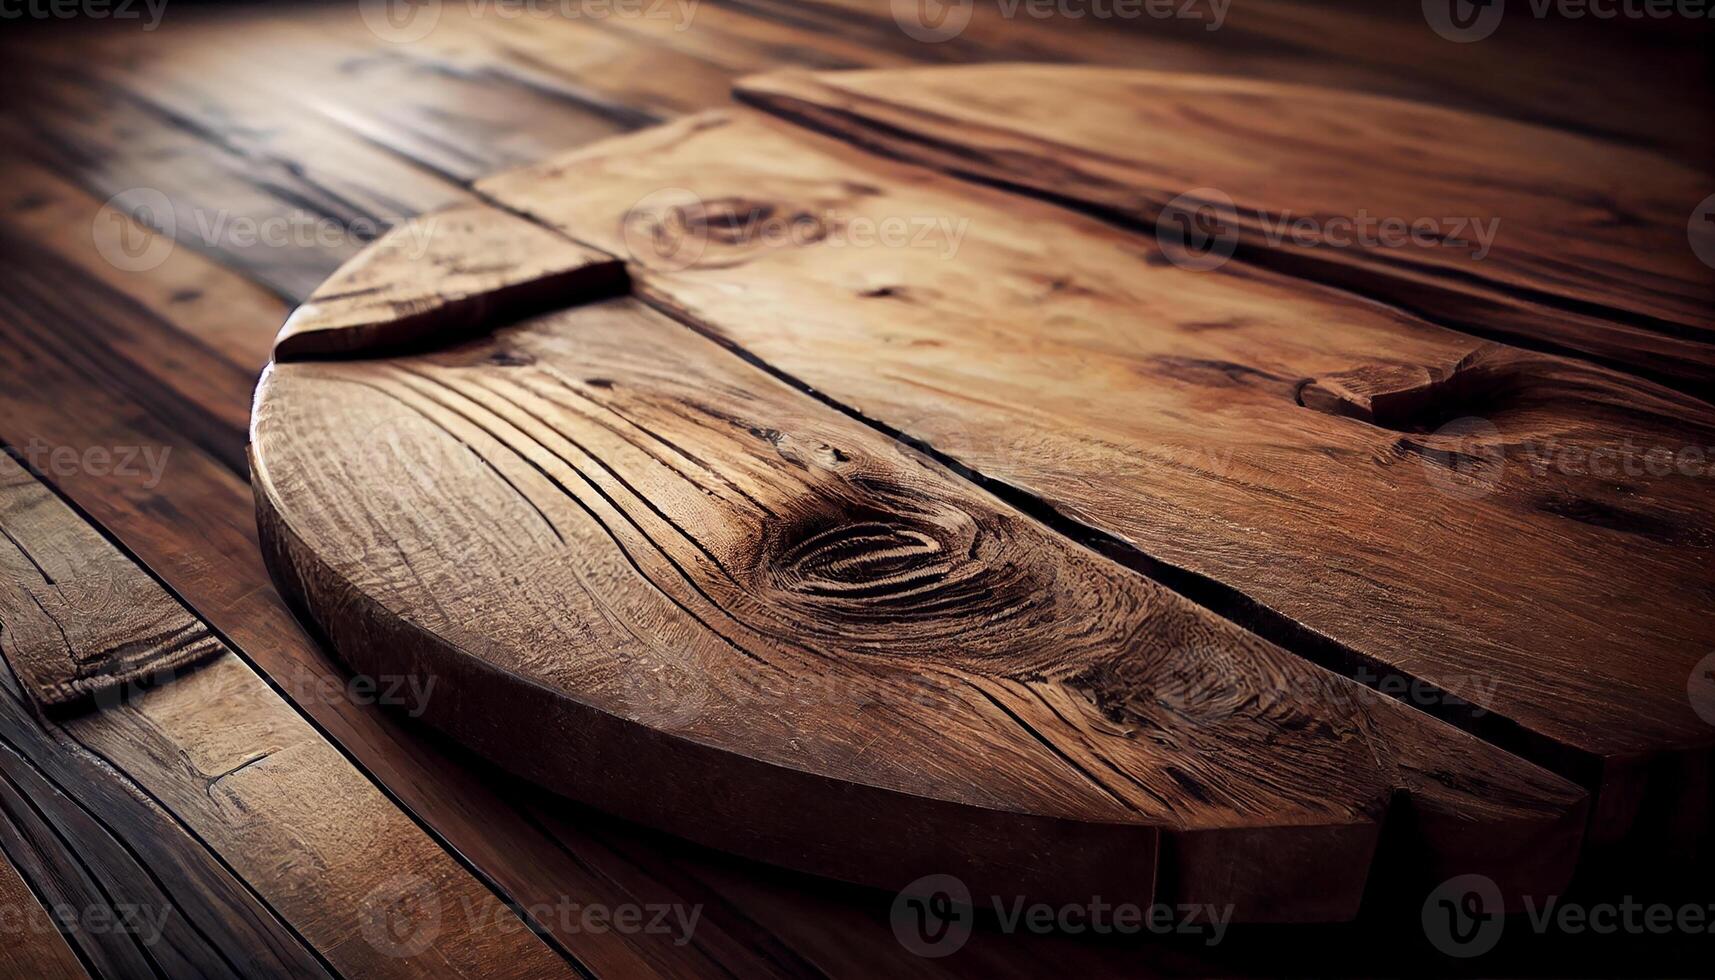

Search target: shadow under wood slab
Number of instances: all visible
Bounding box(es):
[252,293,1585,923]
[736,66,1715,394]
[0,453,579,979]
[475,106,1715,863]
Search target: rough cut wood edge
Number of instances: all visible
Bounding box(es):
[0,450,581,979]
[250,300,1587,922]
[735,66,1715,395]
[272,202,628,361]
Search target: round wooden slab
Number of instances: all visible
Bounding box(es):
[250,69,1715,923]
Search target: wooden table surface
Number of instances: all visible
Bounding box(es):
[0,2,1710,977]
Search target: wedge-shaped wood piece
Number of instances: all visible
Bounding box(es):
[477,109,1714,859]
[737,67,1715,392]
[273,202,626,360]
[253,295,1585,922]
[0,452,579,979]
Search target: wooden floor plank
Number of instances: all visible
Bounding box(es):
[0,158,816,980]
[0,839,90,980]
[0,453,581,979]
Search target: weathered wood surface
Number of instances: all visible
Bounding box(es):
[738,66,1715,392]
[3,2,1712,975]
[0,843,89,980]
[0,164,812,980]
[253,277,1586,920]
[0,453,580,978]
[479,107,1715,859]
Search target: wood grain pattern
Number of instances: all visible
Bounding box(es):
[478,108,1715,861]
[3,4,1711,974]
[0,841,88,980]
[737,66,1715,392]
[0,452,580,979]
[0,453,222,707]
[0,166,819,980]
[274,202,626,360]
[253,294,1586,922]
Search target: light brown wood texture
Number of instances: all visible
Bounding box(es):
[0,453,579,979]
[737,66,1715,393]
[477,107,1715,859]
[274,202,626,360]
[0,844,88,980]
[253,291,1586,922]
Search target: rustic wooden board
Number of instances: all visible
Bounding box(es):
[0,165,851,980]
[6,6,1713,973]
[477,106,1715,861]
[0,452,579,978]
[0,842,88,980]
[274,203,625,359]
[253,248,1587,921]
[737,66,1715,393]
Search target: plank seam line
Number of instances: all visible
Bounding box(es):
[619,294,1590,790]
[734,89,1713,403]
[0,438,599,980]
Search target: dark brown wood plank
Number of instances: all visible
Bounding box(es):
[0,839,89,980]
[478,107,1715,866]
[737,66,1715,393]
